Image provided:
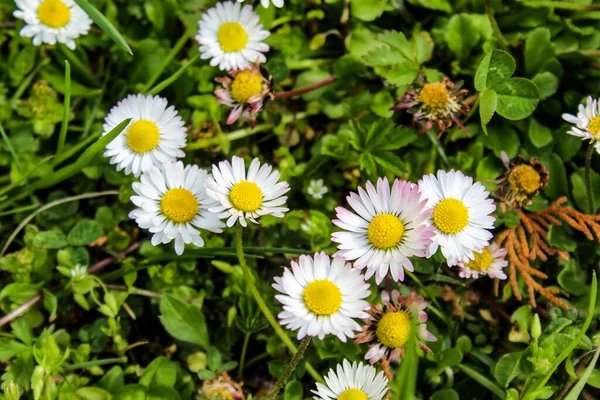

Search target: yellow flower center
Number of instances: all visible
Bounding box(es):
[229,181,263,212]
[303,279,342,316]
[367,213,405,250]
[231,71,263,104]
[217,22,249,53]
[126,120,160,154]
[338,389,368,400]
[38,0,71,28]
[160,188,199,224]
[508,165,541,195]
[419,82,449,109]
[432,198,469,234]
[464,249,493,272]
[588,116,600,138]
[376,311,412,349]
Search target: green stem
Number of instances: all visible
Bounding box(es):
[234,224,323,383]
[63,357,127,371]
[426,130,451,168]
[405,270,449,326]
[265,336,312,400]
[56,60,71,155]
[148,54,201,96]
[457,364,506,399]
[485,0,510,52]
[585,141,595,213]
[520,1,600,10]
[238,332,251,380]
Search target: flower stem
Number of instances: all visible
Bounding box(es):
[585,141,595,213]
[234,224,323,383]
[274,76,336,99]
[265,336,312,400]
[484,0,510,52]
[238,332,251,380]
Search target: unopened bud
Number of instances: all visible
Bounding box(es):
[531,314,541,340]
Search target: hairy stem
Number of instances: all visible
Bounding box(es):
[266,336,312,400]
[274,76,336,99]
[234,224,323,383]
[238,332,251,380]
[485,0,510,51]
[585,141,595,213]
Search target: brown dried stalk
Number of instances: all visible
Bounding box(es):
[496,197,600,309]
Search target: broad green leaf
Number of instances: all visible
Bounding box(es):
[140,357,177,389]
[532,71,559,100]
[114,384,146,400]
[541,153,568,200]
[413,32,434,65]
[480,126,520,159]
[378,63,420,85]
[529,118,553,148]
[557,259,587,296]
[284,380,303,400]
[74,387,112,400]
[98,366,125,393]
[445,14,480,61]
[474,49,515,91]
[440,348,463,367]
[73,0,133,55]
[479,89,498,133]
[372,152,405,177]
[378,30,413,60]
[406,0,452,13]
[147,387,181,400]
[33,231,68,249]
[67,219,103,246]
[42,289,57,321]
[525,28,554,77]
[159,294,210,349]
[431,390,459,400]
[363,47,408,66]
[495,78,539,120]
[350,0,392,22]
[494,352,523,388]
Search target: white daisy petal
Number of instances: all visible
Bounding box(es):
[311,359,389,400]
[457,243,508,280]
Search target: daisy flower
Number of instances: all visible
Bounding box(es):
[307,179,328,200]
[14,0,92,50]
[418,170,496,266]
[457,243,508,280]
[204,156,289,227]
[237,0,284,8]
[496,155,549,212]
[129,161,224,255]
[102,94,187,178]
[312,360,389,400]
[196,1,270,71]
[392,77,469,134]
[355,290,437,365]
[215,63,273,126]
[562,96,600,153]
[331,178,436,284]
[273,252,370,341]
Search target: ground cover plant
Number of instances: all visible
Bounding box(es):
[1,0,600,399]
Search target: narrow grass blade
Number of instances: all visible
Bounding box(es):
[564,344,600,400]
[56,60,71,155]
[0,122,36,204]
[148,54,201,95]
[73,0,133,55]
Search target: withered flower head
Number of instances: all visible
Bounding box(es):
[391,76,469,135]
[355,290,437,366]
[201,372,244,400]
[215,63,273,127]
[497,155,549,211]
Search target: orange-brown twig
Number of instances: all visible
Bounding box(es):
[495,197,600,309]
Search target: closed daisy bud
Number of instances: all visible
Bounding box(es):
[204,156,289,227]
[129,161,224,255]
[215,63,273,126]
[355,290,437,365]
[418,170,496,266]
[273,252,371,342]
[102,94,187,177]
[312,360,389,400]
[392,77,469,135]
[457,244,508,280]
[14,0,92,50]
[196,1,270,71]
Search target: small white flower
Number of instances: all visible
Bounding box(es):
[307,179,328,200]
[331,178,435,284]
[457,243,508,280]
[237,0,283,8]
[129,161,224,255]
[70,264,87,281]
[102,94,187,178]
[204,156,289,227]
[273,252,370,342]
[14,0,92,50]
[196,1,270,71]
[562,96,600,154]
[312,359,389,400]
[418,170,496,266]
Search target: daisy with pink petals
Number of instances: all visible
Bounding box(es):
[331,178,435,284]
[355,290,437,365]
[215,63,273,126]
[457,243,508,280]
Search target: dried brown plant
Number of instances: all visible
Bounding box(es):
[495,196,600,308]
